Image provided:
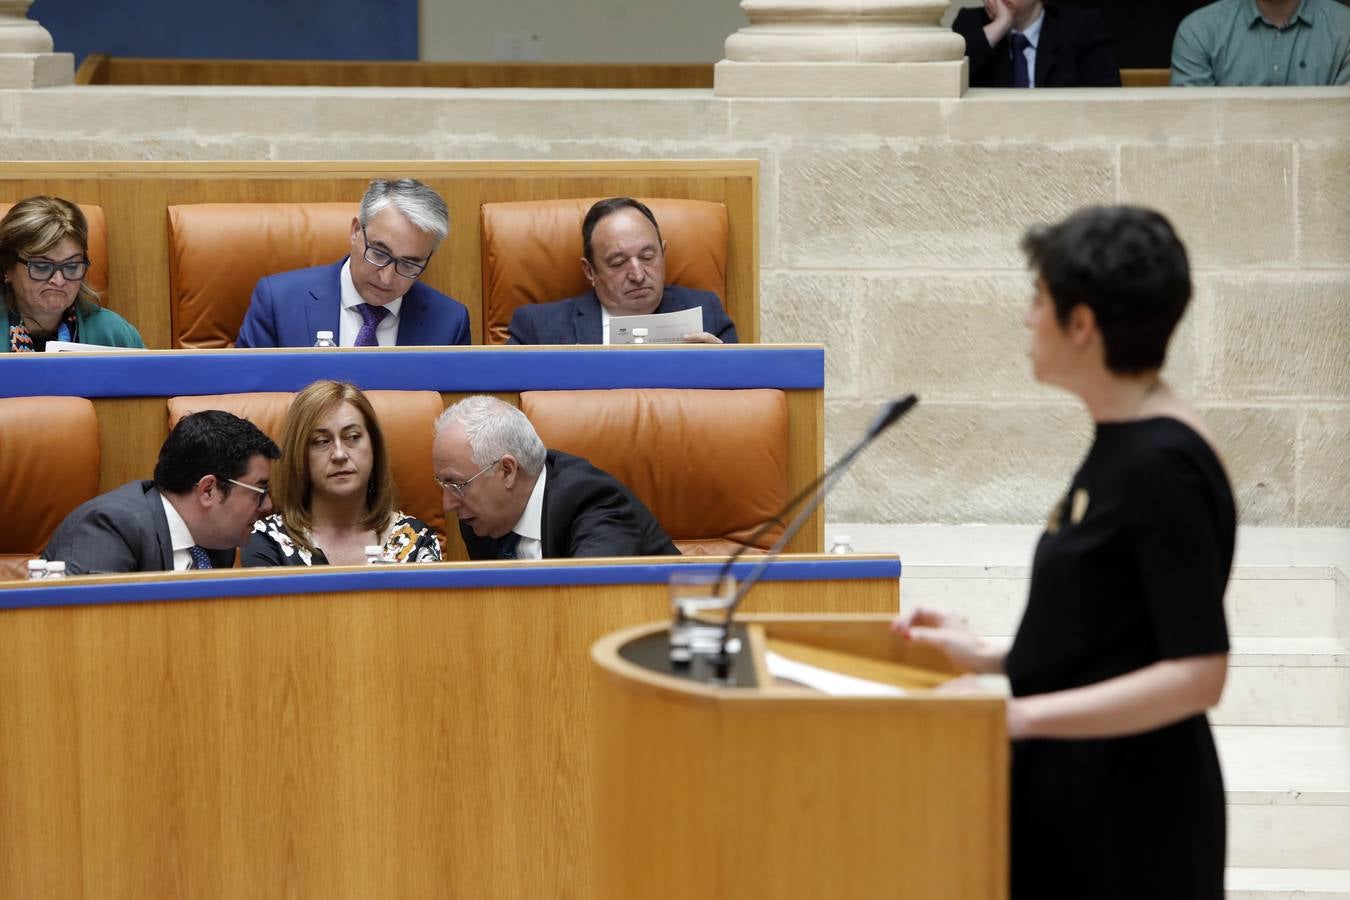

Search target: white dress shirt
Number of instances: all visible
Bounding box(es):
[337,259,403,347]
[1013,9,1046,88]
[160,494,199,571]
[507,468,548,560]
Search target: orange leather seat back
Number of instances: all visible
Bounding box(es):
[480,198,728,345]
[0,201,110,305]
[0,396,101,579]
[520,388,786,555]
[168,202,356,348]
[167,390,445,535]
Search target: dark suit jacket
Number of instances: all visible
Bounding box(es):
[953,5,1121,88]
[42,480,237,574]
[459,451,680,560]
[235,258,471,348]
[506,285,739,345]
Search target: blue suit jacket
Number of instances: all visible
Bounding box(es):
[953,5,1121,88]
[235,258,471,348]
[506,284,739,345]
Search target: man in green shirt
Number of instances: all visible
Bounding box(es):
[1171,0,1350,85]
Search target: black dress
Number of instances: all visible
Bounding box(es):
[1004,418,1234,900]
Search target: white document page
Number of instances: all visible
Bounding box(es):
[764,650,908,698]
[45,341,147,353]
[608,307,704,344]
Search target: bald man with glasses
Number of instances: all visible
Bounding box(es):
[235,178,471,348]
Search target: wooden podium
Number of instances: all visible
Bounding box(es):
[591,615,1008,900]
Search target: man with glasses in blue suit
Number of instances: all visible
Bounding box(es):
[236,178,471,348]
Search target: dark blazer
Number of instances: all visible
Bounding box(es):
[235,258,471,348]
[42,480,237,574]
[952,5,1121,88]
[507,285,739,345]
[459,451,680,560]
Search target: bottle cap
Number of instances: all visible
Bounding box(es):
[45,561,67,574]
[317,330,334,340]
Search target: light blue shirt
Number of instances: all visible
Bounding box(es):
[1013,10,1046,88]
[1172,0,1350,86]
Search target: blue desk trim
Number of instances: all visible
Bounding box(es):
[0,347,825,398]
[0,557,900,611]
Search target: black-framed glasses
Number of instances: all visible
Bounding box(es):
[434,457,501,498]
[226,477,271,508]
[360,225,429,279]
[17,256,89,283]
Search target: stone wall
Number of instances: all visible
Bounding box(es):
[1,84,1346,526]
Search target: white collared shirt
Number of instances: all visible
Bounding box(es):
[160,494,199,571]
[1013,9,1046,88]
[338,258,403,347]
[508,467,548,560]
[600,304,612,345]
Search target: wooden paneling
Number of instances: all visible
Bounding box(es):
[1121,68,1170,87]
[75,54,715,88]
[0,161,759,348]
[0,563,896,899]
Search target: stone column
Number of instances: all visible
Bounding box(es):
[0,0,73,88]
[715,0,967,98]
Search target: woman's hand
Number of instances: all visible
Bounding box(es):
[891,607,1005,675]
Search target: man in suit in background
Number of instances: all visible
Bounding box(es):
[236,178,471,348]
[43,410,280,574]
[952,0,1121,87]
[507,196,738,345]
[433,395,679,560]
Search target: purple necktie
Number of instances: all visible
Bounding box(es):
[354,303,389,347]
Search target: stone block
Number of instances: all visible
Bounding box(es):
[946,91,1221,144]
[1298,144,1350,266]
[12,87,188,135]
[0,134,272,161]
[759,272,862,399]
[825,400,1091,524]
[729,98,949,140]
[1200,405,1298,526]
[714,60,968,99]
[1119,144,1295,267]
[0,52,72,89]
[853,272,1056,401]
[1219,89,1350,143]
[423,91,730,143]
[1203,273,1350,401]
[1298,406,1350,527]
[779,142,1114,268]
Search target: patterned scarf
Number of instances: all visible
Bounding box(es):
[7,305,78,353]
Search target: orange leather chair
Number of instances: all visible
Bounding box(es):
[0,396,101,579]
[519,388,787,555]
[0,201,110,306]
[480,198,728,345]
[166,389,445,537]
[167,202,355,348]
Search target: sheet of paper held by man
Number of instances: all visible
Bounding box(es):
[608,307,703,344]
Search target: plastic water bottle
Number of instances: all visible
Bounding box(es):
[364,545,386,565]
[44,561,67,578]
[26,559,47,580]
[314,330,337,348]
[631,327,648,345]
[828,535,854,555]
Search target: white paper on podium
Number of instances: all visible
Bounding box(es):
[45,340,147,353]
[608,307,704,344]
[764,650,908,697]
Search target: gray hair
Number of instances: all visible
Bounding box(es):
[436,395,547,478]
[358,178,450,245]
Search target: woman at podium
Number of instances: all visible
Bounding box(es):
[898,206,1233,900]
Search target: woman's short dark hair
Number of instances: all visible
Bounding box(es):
[1021,205,1191,374]
[154,410,281,495]
[581,197,662,265]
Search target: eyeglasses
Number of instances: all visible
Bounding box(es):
[16,257,89,283]
[360,224,429,279]
[434,457,501,498]
[226,477,270,508]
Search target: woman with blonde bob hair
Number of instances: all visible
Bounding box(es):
[1,196,144,352]
[243,380,440,566]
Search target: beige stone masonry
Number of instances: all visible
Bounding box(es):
[0,1,70,88]
[1298,407,1350,527]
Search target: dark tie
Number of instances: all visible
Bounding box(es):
[188,545,214,570]
[1011,33,1031,88]
[498,532,521,560]
[354,303,389,347]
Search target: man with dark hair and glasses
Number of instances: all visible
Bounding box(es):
[43,410,281,574]
[236,178,471,348]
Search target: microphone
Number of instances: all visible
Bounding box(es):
[712,394,918,670]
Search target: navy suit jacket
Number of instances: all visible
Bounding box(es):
[235,258,471,348]
[459,451,680,561]
[42,480,237,574]
[506,284,739,345]
[953,5,1121,88]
